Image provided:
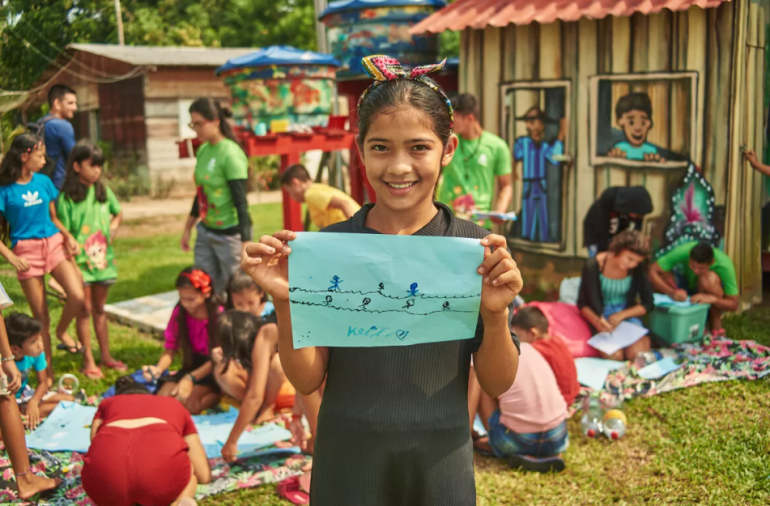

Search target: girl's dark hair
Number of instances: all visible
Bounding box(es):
[0,133,44,244]
[357,78,453,147]
[114,375,150,396]
[189,98,241,147]
[61,142,108,203]
[218,310,266,374]
[609,230,650,258]
[510,306,549,333]
[225,269,267,309]
[175,266,220,371]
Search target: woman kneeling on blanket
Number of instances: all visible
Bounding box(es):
[578,230,653,361]
[81,376,211,506]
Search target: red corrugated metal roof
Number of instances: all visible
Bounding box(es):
[411,0,729,33]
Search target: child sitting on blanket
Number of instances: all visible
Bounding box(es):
[7,312,73,430]
[214,310,322,463]
[469,341,568,473]
[512,307,579,406]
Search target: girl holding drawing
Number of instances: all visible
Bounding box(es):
[577,230,653,360]
[241,55,522,505]
[142,267,221,414]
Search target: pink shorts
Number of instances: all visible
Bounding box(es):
[13,233,67,280]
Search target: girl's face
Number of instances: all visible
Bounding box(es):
[178,286,207,314]
[230,288,264,315]
[21,146,46,173]
[75,159,102,186]
[359,107,457,213]
[616,250,645,270]
[190,111,220,143]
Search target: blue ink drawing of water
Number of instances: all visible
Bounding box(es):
[287,232,484,349]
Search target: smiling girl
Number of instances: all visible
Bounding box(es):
[241,56,522,505]
[58,142,125,373]
[0,133,88,381]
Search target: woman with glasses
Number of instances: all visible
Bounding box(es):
[181,99,252,295]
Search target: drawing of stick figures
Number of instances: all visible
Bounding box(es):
[403,298,415,310]
[378,282,385,292]
[323,295,333,306]
[328,275,342,292]
[442,301,450,311]
[359,297,371,310]
[407,283,419,297]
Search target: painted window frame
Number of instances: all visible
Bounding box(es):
[589,71,699,169]
[499,79,572,253]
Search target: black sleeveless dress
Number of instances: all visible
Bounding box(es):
[310,203,520,506]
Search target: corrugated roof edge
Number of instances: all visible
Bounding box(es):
[320,0,446,19]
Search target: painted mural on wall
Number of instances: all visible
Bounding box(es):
[590,73,698,168]
[220,66,337,129]
[322,6,441,78]
[658,163,721,258]
[501,82,570,246]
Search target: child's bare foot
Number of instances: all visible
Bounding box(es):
[16,472,62,500]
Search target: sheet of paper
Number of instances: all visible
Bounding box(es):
[192,409,292,458]
[574,357,626,391]
[637,357,684,380]
[653,293,692,307]
[471,211,517,222]
[587,321,649,355]
[288,232,483,349]
[26,401,96,453]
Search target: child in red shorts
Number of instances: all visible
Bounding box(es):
[0,134,91,381]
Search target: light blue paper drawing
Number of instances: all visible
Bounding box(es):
[192,409,293,458]
[26,401,96,453]
[288,232,484,348]
[637,357,684,380]
[574,357,625,391]
[653,293,692,307]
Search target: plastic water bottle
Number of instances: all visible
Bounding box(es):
[580,394,603,438]
[602,409,627,440]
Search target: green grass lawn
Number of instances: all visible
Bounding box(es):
[3,201,769,505]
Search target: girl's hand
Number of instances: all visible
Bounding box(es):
[210,346,223,365]
[65,234,80,256]
[181,230,191,253]
[142,365,161,381]
[26,400,41,430]
[172,376,194,403]
[241,231,295,302]
[595,317,614,333]
[607,313,624,329]
[478,235,523,314]
[289,415,307,451]
[9,254,30,273]
[109,225,120,244]
[672,289,688,302]
[744,149,760,167]
[221,439,239,463]
[2,361,21,393]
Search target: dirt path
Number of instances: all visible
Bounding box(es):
[121,190,282,220]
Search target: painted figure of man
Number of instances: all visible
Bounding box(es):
[513,107,566,242]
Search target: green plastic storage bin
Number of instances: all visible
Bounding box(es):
[649,303,710,345]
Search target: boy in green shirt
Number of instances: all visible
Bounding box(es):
[437,94,512,229]
[649,241,739,334]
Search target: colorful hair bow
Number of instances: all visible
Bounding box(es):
[183,269,212,295]
[357,55,454,130]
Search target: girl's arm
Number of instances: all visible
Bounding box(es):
[89,418,103,441]
[49,202,79,256]
[154,350,174,373]
[0,241,28,273]
[222,326,276,462]
[26,366,50,429]
[274,300,329,394]
[607,304,647,325]
[109,209,123,242]
[184,433,212,483]
[181,200,199,252]
[472,235,522,398]
[745,150,770,177]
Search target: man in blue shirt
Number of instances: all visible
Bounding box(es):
[513,107,566,242]
[40,85,78,190]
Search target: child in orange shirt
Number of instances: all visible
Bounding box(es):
[511,307,579,406]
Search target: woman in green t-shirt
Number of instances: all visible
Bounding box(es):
[181,99,252,294]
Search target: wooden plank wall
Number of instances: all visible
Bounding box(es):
[98,77,147,162]
[460,1,767,303]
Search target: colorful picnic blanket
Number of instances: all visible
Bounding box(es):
[574,335,770,409]
[0,442,311,505]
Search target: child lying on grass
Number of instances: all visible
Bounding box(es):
[7,312,73,430]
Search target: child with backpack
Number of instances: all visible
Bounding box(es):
[57,142,125,372]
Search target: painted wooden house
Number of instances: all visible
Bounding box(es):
[26,44,255,192]
[413,0,768,307]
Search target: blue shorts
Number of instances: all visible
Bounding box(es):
[487,410,569,458]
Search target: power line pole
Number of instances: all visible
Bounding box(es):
[114,0,125,45]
